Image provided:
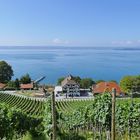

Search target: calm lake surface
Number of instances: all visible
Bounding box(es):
[0,46,140,84]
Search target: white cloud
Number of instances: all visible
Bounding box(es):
[52,38,69,45]
[126,41,133,44]
[111,40,140,46]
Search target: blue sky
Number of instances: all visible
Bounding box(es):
[0,0,140,47]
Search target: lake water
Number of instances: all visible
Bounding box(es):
[0,46,140,84]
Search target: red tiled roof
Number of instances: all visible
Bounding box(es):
[93,82,122,95]
[20,83,33,89]
[0,83,6,89]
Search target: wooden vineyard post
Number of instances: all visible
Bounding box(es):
[111,88,116,140]
[52,92,57,140]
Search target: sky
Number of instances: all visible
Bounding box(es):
[0,0,140,47]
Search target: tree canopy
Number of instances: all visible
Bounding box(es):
[96,80,105,84]
[0,61,14,83]
[20,74,31,84]
[80,78,95,89]
[120,75,140,94]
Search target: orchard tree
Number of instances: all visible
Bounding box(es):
[20,74,31,84]
[0,61,14,83]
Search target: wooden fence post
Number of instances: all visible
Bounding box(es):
[52,92,57,140]
[111,88,116,140]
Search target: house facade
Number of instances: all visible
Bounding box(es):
[61,75,80,97]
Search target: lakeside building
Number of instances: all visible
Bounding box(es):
[61,75,80,97]
[20,83,34,90]
[92,81,123,96]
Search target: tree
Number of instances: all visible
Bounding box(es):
[20,74,31,84]
[132,75,140,92]
[109,80,118,84]
[96,80,105,84]
[73,76,81,84]
[15,78,20,89]
[6,81,17,90]
[80,78,95,89]
[0,61,14,83]
[120,76,135,94]
[57,77,65,85]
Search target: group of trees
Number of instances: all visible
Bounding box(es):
[120,75,140,94]
[0,61,31,89]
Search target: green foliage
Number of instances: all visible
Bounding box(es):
[0,103,44,139]
[57,95,140,139]
[57,77,65,85]
[109,80,118,83]
[15,78,20,89]
[120,75,140,94]
[58,93,112,131]
[120,76,135,94]
[96,80,105,84]
[6,79,20,90]
[20,73,31,84]
[1,91,140,139]
[0,61,14,83]
[72,76,81,84]
[80,78,95,88]
[0,92,45,116]
[43,96,52,138]
[6,80,17,90]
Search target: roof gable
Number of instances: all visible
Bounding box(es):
[61,75,78,87]
[93,82,122,95]
[20,83,33,89]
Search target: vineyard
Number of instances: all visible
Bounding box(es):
[0,92,140,140]
[0,92,45,116]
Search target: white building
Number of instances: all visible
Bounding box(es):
[61,75,80,97]
[54,86,62,96]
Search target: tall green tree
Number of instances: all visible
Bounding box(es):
[0,61,14,83]
[20,74,31,84]
[80,78,95,89]
[120,76,135,94]
[15,78,20,89]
